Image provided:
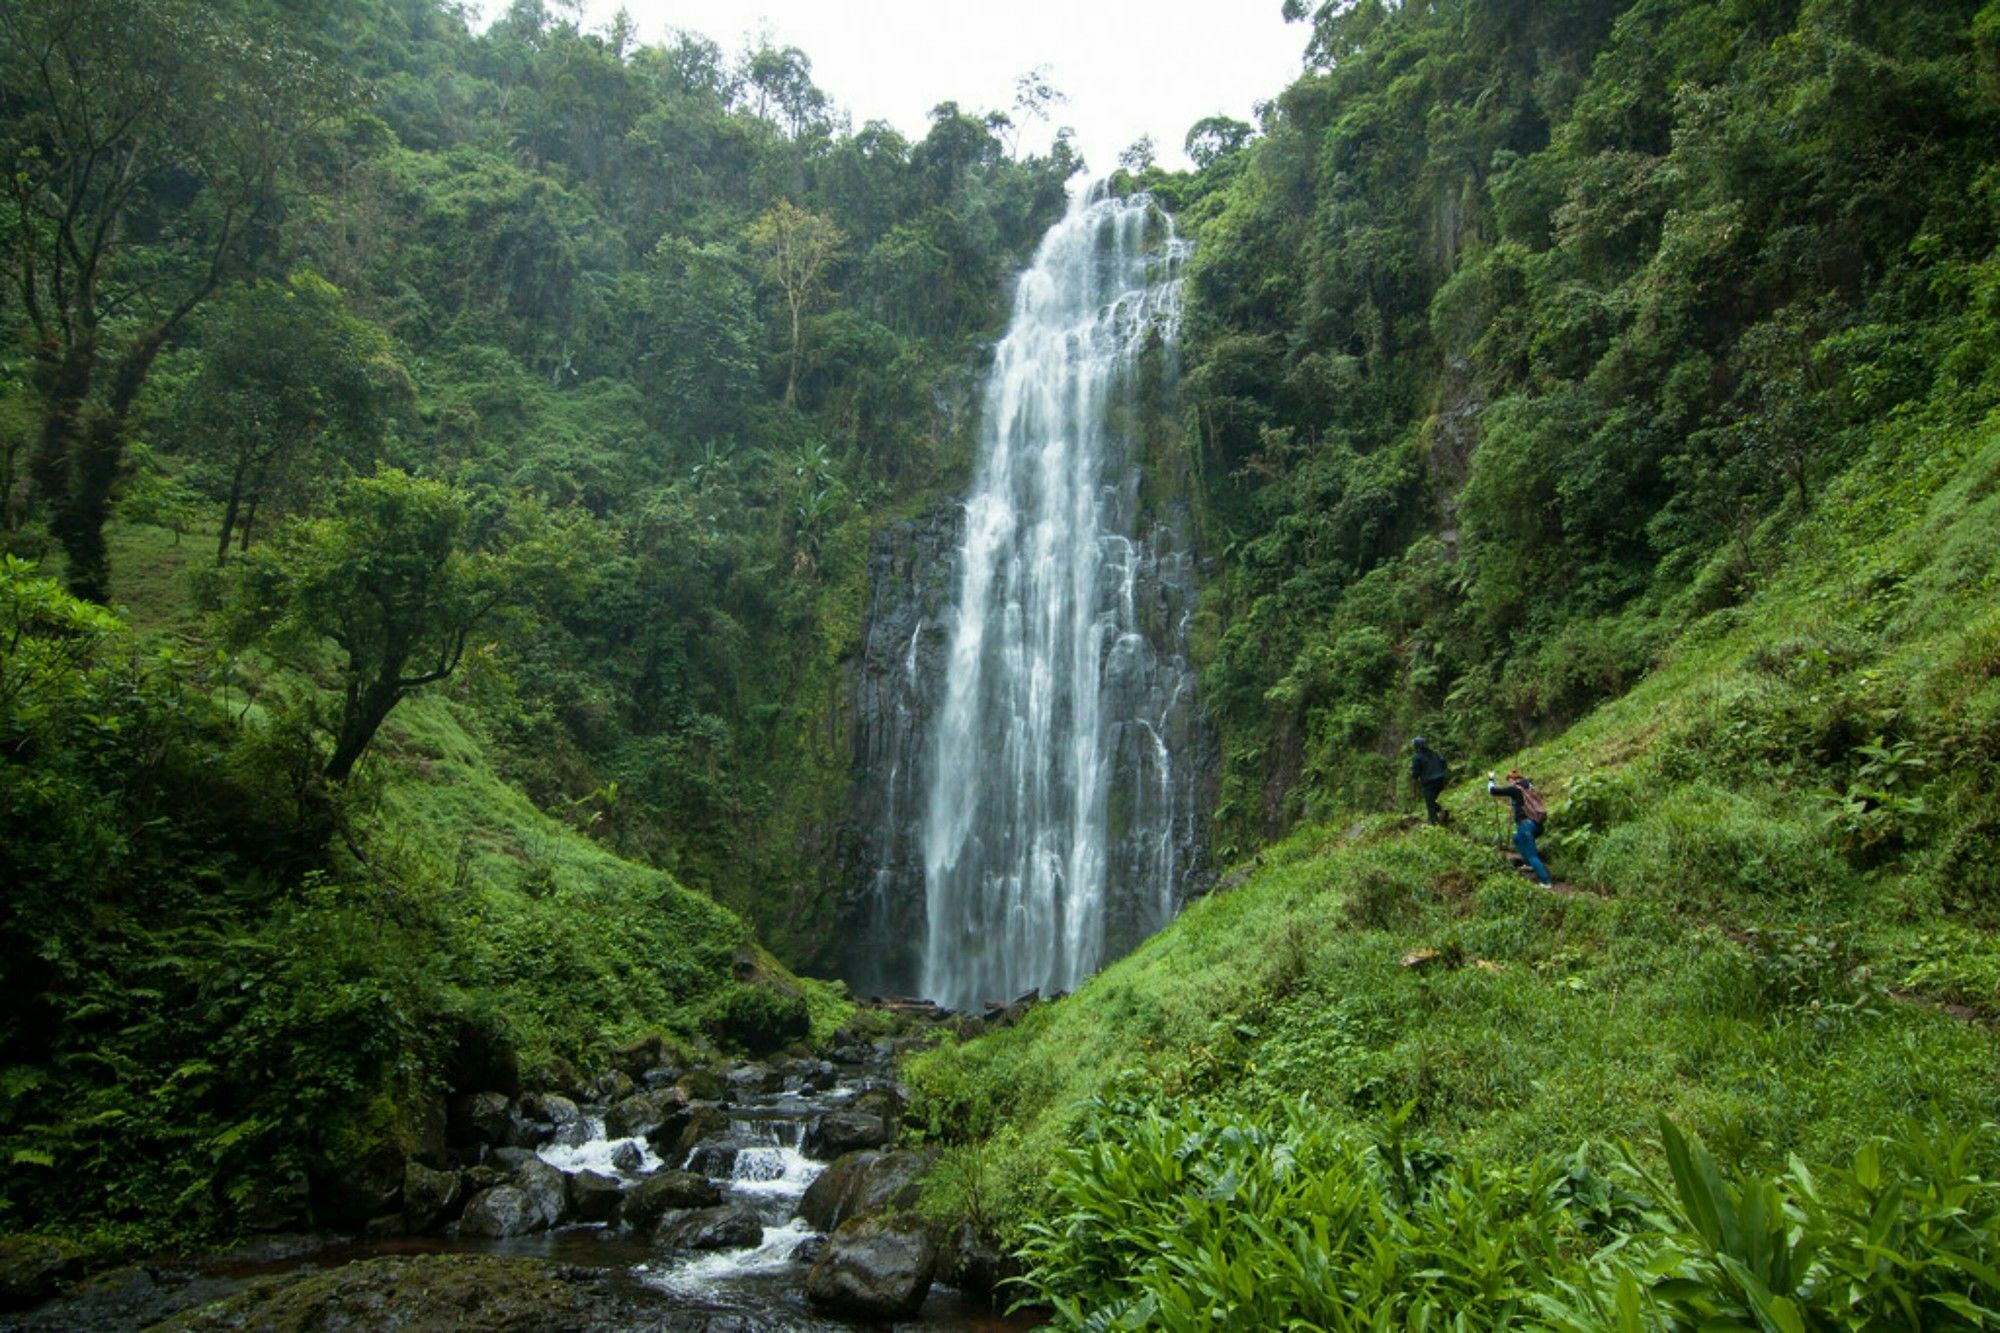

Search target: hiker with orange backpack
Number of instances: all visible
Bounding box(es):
[1488,769,1552,887]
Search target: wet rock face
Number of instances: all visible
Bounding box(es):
[604,1086,686,1140]
[566,1169,623,1224]
[513,1159,568,1230]
[835,500,963,997]
[456,1185,538,1239]
[452,1091,512,1148]
[805,1214,939,1319]
[801,1109,890,1160]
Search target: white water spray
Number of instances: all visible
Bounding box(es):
[918,190,1193,1011]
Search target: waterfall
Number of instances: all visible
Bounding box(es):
[917,189,1197,1011]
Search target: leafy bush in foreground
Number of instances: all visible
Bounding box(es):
[1018,1097,2000,1331]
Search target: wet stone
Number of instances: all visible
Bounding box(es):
[403,1161,462,1233]
[802,1109,889,1160]
[566,1169,622,1224]
[725,1064,783,1095]
[654,1204,764,1252]
[683,1139,740,1177]
[805,1214,938,1319]
[452,1091,513,1148]
[457,1186,539,1239]
[620,1170,722,1230]
[551,1118,596,1150]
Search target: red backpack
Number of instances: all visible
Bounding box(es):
[1519,781,1548,824]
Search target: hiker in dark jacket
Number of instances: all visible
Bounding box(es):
[1410,737,1450,824]
[1488,768,1552,887]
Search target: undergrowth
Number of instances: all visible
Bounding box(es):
[1017,1097,2000,1330]
[906,400,2000,1316]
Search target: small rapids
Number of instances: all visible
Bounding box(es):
[4,1046,1037,1332]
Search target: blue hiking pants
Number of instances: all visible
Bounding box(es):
[1514,820,1551,886]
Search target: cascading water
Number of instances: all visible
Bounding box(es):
[916,189,1200,1011]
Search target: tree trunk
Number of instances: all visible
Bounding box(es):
[51,414,123,603]
[325,677,404,782]
[785,295,802,406]
[37,326,183,601]
[217,473,246,565]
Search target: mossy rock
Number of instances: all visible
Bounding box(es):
[0,1234,88,1311]
[158,1255,599,1331]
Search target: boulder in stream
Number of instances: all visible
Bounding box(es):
[849,1083,906,1123]
[604,1087,685,1140]
[456,1186,539,1238]
[725,1063,783,1095]
[402,1161,462,1233]
[796,1149,929,1232]
[654,1204,765,1252]
[802,1109,890,1159]
[654,1103,727,1160]
[683,1139,740,1176]
[618,1170,721,1229]
[677,1067,726,1100]
[514,1158,568,1229]
[520,1092,580,1127]
[566,1169,623,1224]
[451,1091,513,1148]
[804,1214,938,1319]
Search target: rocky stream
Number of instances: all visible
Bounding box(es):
[1,1005,1040,1331]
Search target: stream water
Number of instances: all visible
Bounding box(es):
[6,1052,1037,1331]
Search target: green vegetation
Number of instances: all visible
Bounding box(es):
[3,0,1087,1244]
[0,552,801,1247]
[1018,1099,2000,1329]
[1147,0,2000,848]
[902,0,2000,1311]
[3,0,1998,1321]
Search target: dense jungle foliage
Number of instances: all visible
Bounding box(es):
[1150,0,2000,847]
[0,0,1070,1246]
[3,0,1999,1322]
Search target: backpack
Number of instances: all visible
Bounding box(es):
[1519,781,1547,824]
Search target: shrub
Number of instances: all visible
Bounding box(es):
[1019,1096,2000,1331]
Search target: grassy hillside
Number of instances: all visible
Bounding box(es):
[906,397,2000,1316]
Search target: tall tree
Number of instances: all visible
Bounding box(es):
[747,201,844,406]
[0,0,345,598]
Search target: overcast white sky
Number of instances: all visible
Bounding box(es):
[513,1,1309,174]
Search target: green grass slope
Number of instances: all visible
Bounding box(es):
[908,401,2000,1245]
